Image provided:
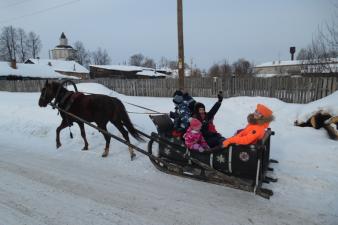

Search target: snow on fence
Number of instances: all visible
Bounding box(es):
[0,77,337,103]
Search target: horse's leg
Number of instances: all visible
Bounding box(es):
[114,121,136,160]
[77,122,89,150]
[56,119,68,149]
[98,123,111,157]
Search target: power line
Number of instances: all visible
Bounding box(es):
[0,0,35,10]
[0,0,81,24]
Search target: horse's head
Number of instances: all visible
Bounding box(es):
[38,80,58,107]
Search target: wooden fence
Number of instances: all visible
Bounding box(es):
[0,77,337,103]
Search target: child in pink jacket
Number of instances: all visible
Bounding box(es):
[184,118,210,152]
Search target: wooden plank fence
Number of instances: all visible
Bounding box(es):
[0,77,337,103]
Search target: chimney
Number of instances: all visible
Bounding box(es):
[290,46,296,60]
[10,59,17,69]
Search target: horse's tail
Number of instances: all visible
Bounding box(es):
[115,98,144,142]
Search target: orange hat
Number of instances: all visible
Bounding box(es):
[256,104,273,117]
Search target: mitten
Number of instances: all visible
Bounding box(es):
[198,146,205,152]
[217,91,223,102]
[223,140,230,148]
[169,111,177,118]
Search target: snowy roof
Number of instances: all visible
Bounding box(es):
[91,65,144,72]
[255,58,338,68]
[0,61,78,79]
[136,70,168,77]
[91,65,169,77]
[27,59,89,74]
[170,69,192,78]
[254,73,279,78]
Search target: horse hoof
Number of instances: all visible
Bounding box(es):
[102,152,108,157]
[56,143,61,149]
[131,153,136,161]
[82,147,88,151]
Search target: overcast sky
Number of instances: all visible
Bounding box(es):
[0,0,336,69]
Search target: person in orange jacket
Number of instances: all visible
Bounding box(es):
[222,104,274,148]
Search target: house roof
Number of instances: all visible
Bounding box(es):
[60,32,66,39]
[91,65,143,72]
[255,58,338,68]
[90,65,169,77]
[26,59,89,74]
[55,45,74,49]
[0,61,78,79]
[136,70,168,77]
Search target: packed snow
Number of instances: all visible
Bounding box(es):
[0,83,337,225]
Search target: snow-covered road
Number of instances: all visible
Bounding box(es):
[0,84,337,225]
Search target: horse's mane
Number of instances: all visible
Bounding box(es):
[51,81,67,94]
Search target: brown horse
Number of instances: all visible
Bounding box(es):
[38,80,143,159]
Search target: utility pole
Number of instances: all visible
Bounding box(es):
[177,0,185,90]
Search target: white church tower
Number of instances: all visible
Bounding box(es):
[51,32,76,60]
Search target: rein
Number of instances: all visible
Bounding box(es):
[78,91,166,115]
[52,80,79,139]
[126,111,165,115]
[123,101,165,114]
[50,81,166,115]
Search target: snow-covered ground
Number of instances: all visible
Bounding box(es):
[0,83,337,225]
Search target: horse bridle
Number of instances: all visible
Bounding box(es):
[40,87,48,101]
[52,79,78,108]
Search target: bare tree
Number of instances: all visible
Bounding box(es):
[232,58,252,76]
[27,31,42,59]
[298,4,338,74]
[142,57,156,68]
[319,3,338,53]
[208,63,221,77]
[73,41,91,68]
[191,68,203,77]
[168,60,178,70]
[17,28,28,62]
[296,48,310,60]
[298,35,337,73]
[91,48,111,65]
[0,26,18,61]
[129,53,144,66]
[219,60,232,77]
[158,56,170,68]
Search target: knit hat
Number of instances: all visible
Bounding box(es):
[256,104,273,118]
[173,95,183,104]
[173,90,183,97]
[190,118,202,130]
[193,102,205,114]
[173,90,184,104]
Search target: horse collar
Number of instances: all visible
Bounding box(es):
[63,92,84,111]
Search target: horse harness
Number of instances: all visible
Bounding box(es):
[55,91,84,133]
[57,91,84,112]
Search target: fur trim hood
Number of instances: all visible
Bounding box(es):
[247,113,275,125]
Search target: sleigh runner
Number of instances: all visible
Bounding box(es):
[148,114,278,199]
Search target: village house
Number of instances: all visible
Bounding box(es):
[25,58,89,79]
[89,65,169,79]
[254,58,338,77]
[24,32,89,79]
